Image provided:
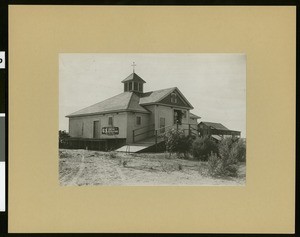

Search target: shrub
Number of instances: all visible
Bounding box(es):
[59,130,70,148]
[191,136,218,161]
[219,137,246,162]
[207,152,238,178]
[206,137,242,177]
[207,152,223,176]
[164,128,192,158]
[218,137,235,160]
[235,139,246,162]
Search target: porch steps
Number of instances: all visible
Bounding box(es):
[115,136,164,153]
[115,144,151,153]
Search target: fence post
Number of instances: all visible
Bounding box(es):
[132,130,135,143]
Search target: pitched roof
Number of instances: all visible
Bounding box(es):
[140,87,194,109]
[67,87,194,117]
[121,73,146,83]
[139,87,176,104]
[66,92,149,117]
[200,122,229,130]
[189,112,201,119]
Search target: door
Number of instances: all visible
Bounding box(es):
[159,117,165,134]
[174,109,183,125]
[93,121,100,138]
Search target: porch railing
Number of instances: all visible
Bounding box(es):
[132,124,155,143]
[132,122,199,149]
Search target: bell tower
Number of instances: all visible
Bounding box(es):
[121,62,146,93]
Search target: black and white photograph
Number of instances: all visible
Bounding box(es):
[59,54,246,186]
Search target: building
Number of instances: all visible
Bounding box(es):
[198,121,241,142]
[66,71,200,151]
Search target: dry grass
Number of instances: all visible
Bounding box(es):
[59,149,246,186]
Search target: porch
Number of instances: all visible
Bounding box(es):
[115,122,199,153]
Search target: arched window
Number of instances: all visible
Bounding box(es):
[171,93,177,103]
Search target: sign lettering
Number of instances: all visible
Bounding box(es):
[102,127,119,135]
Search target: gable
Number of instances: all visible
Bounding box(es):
[139,88,175,105]
[158,89,192,108]
[139,87,193,109]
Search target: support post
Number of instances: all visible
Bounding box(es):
[155,130,158,152]
[132,130,135,143]
[189,124,191,136]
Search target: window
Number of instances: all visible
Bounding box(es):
[124,83,128,92]
[134,82,138,91]
[108,116,113,126]
[171,93,177,103]
[136,116,141,125]
[160,117,165,133]
[81,122,84,136]
[129,82,133,91]
[182,110,187,119]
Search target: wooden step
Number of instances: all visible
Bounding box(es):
[115,145,151,153]
[115,136,164,153]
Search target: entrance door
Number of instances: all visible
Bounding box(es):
[159,117,165,134]
[93,121,100,138]
[174,109,183,125]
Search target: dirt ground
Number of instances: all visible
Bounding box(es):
[59,149,246,186]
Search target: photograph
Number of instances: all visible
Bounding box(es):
[5,4,295,234]
[59,53,246,186]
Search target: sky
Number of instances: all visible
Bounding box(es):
[59,54,246,137]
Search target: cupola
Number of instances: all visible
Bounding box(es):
[121,62,146,93]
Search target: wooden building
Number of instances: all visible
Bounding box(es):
[198,121,241,142]
[66,71,200,152]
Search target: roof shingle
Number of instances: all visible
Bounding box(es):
[67,85,194,117]
[121,73,146,83]
[67,92,149,117]
[139,87,176,104]
[200,122,229,130]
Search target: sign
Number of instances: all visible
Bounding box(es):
[102,127,119,135]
